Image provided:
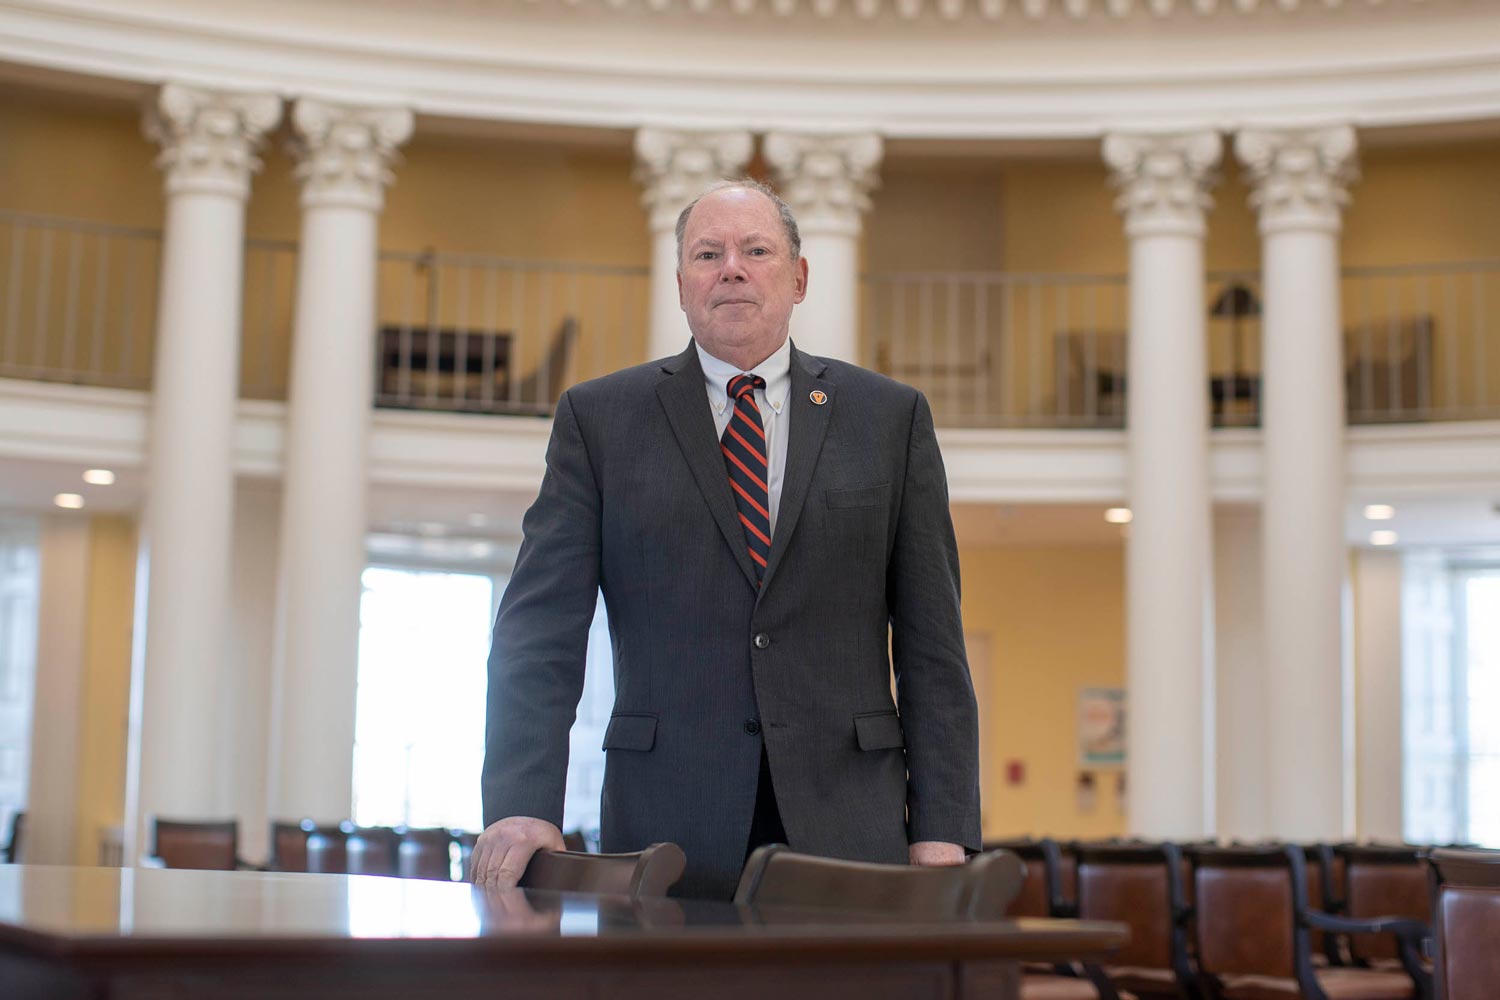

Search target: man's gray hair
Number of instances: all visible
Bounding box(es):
[674,178,801,267]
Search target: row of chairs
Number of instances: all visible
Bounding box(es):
[148,817,592,880]
[986,837,1500,1000]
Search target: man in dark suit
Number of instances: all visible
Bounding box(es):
[471,180,980,899]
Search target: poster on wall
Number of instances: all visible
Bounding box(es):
[1078,687,1125,768]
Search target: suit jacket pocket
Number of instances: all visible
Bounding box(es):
[602,713,657,752]
[853,710,905,751]
[826,483,890,510]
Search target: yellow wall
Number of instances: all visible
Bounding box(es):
[71,515,137,866]
[958,541,1127,840]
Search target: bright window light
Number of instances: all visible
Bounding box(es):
[352,566,495,831]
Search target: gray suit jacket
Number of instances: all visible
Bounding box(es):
[483,341,980,899]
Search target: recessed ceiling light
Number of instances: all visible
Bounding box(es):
[54,493,85,510]
[1363,504,1395,521]
[1370,530,1398,546]
[1104,508,1133,524]
[82,469,116,486]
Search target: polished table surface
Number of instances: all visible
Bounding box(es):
[0,865,1128,999]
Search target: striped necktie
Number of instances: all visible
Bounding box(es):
[721,373,770,584]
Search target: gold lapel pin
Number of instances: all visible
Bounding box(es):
[809,390,827,406]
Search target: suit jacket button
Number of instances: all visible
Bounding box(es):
[753,633,770,649]
[744,719,762,736]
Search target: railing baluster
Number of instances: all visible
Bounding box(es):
[946,277,959,423]
[974,279,987,425]
[1442,272,1458,417]
[32,228,53,374]
[4,223,22,369]
[481,264,499,411]
[454,259,471,411]
[61,232,83,376]
[89,234,109,378]
[509,269,523,411]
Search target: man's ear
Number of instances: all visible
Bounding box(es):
[677,268,685,311]
[792,256,808,305]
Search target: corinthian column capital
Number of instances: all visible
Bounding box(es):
[144,83,281,200]
[288,99,414,212]
[762,131,883,237]
[1234,125,1358,235]
[1103,130,1222,239]
[633,128,755,233]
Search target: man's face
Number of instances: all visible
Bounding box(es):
[677,187,808,366]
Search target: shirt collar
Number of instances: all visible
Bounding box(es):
[696,337,793,415]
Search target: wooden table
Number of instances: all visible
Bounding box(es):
[0,865,1126,999]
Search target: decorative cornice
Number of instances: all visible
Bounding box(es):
[1235,125,1359,235]
[2,3,1498,139]
[1103,130,1221,239]
[632,128,755,233]
[142,83,280,200]
[762,132,883,237]
[288,99,414,212]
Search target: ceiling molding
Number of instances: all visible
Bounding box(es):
[1,1,1498,138]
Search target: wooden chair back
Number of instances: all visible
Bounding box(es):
[1188,846,1307,981]
[1337,844,1429,962]
[984,838,1070,917]
[151,818,239,871]
[519,842,686,898]
[397,827,455,881]
[344,826,400,876]
[1430,847,1500,1000]
[1075,843,1187,972]
[734,845,1027,920]
[305,826,349,874]
[268,819,313,872]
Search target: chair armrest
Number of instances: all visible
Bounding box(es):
[1303,911,1427,942]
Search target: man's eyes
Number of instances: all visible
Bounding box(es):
[694,247,771,260]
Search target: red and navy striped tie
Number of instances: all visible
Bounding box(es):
[721,373,771,584]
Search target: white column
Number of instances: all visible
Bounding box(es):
[763,132,882,362]
[1236,125,1358,841]
[633,128,753,361]
[127,84,279,861]
[271,99,412,822]
[1103,130,1221,840]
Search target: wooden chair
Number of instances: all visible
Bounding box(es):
[1335,845,1431,972]
[268,819,315,872]
[1187,845,1428,1000]
[397,827,456,881]
[305,825,350,874]
[985,838,1076,918]
[1075,842,1197,999]
[518,842,686,898]
[0,810,23,863]
[344,825,400,876]
[507,316,578,415]
[1428,847,1500,1000]
[734,844,1027,920]
[149,818,243,871]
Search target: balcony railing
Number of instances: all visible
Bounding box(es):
[862,263,1500,429]
[5,210,1498,430]
[0,210,159,390]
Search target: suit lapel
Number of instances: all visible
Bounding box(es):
[655,345,760,590]
[758,344,833,596]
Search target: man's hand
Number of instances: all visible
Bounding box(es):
[909,841,965,867]
[467,816,565,889]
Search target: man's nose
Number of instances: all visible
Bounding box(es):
[718,250,748,281]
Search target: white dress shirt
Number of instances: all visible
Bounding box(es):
[696,337,792,538]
